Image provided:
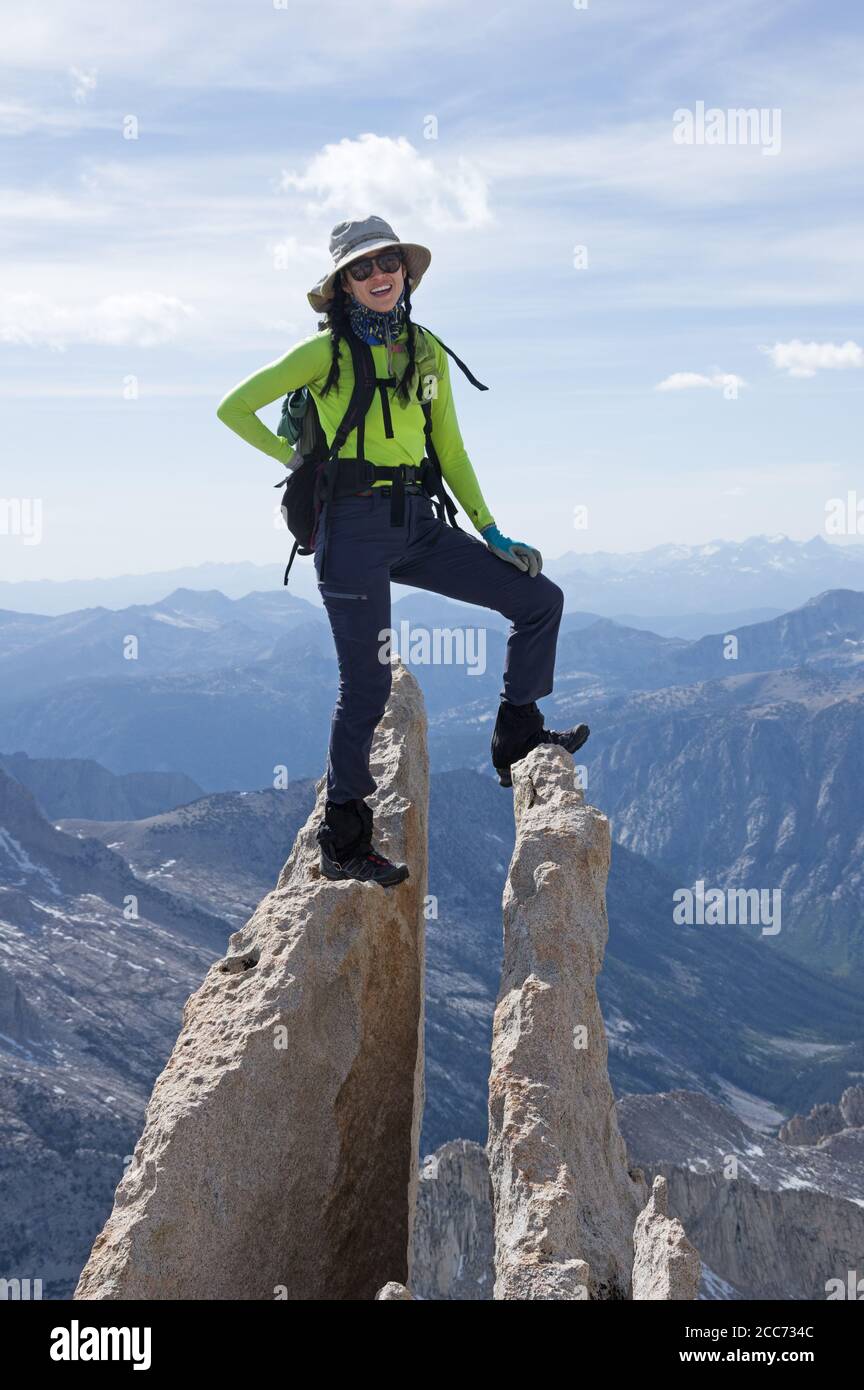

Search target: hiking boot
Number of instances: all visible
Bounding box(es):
[491,699,590,788]
[320,844,410,886]
[316,797,409,887]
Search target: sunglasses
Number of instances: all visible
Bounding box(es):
[345,250,404,282]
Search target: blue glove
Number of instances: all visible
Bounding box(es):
[481,523,543,578]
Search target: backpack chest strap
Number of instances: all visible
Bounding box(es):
[356,375,398,458]
[376,376,398,440]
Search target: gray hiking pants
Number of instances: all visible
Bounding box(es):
[314,489,564,803]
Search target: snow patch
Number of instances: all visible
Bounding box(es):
[0,831,61,895]
[713,1077,787,1133]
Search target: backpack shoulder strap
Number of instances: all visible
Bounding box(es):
[316,334,379,509]
[414,324,488,391]
[330,334,377,457]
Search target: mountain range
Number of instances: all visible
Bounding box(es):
[3,584,862,977]
[0,751,203,822]
[2,758,862,1294]
[547,534,864,615]
[3,534,862,618]
[2,584,862,783]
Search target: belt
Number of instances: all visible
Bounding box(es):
[350,483,425,497]
[327,459,432,527]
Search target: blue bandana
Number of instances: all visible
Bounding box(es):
[347,288,406,365]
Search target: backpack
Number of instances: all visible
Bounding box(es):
[273,326,487,583]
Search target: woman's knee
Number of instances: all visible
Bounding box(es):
[544,578,565,616]
[530,575,564,621]
[502,574,564,626]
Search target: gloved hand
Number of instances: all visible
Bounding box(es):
[481,523,543,578]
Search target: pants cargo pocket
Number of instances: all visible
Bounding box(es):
[319,587,368,601]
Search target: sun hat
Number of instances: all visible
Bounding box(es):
[307,215,431,313]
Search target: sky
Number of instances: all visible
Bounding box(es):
[1,0,862,583]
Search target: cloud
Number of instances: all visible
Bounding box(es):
[0,99,117,135]
[0,381,216,398]
[0,0,470,89]
[760,339,864,378]
[269,235,324,269]
[0,290,196,349]
[0,187,107,222]
[656,371,745,391]
[280,133,491,230]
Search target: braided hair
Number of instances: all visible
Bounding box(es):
[318,266,419,405]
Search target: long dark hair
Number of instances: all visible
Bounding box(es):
[318,268,418,405]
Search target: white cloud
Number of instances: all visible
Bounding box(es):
[0,99,118,135]
[0,0,472,91]
[0,381,216,398]
[0,188,107,222]
[656,371,745,391]
[761,339,864,378]
[269,235,325,268]
[280,134,491,231]
[0,291,196,349]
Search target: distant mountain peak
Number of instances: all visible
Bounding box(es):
[548,536,864,617]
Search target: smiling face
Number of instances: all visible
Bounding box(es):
[341,249,406,313]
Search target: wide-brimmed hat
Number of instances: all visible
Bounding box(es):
[307,215,431,314]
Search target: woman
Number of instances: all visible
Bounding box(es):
[217,215,589,887]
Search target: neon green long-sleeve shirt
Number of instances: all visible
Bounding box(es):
[216,326,495,533]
